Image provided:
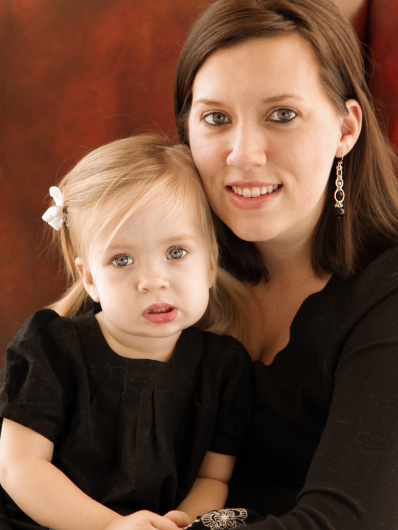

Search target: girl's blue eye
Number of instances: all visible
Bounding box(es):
[203,112,230,126]
[168,248,187,260]
[112,255,133,267]
[270,108,297,122]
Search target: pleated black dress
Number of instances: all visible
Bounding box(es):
[0,308,252,529]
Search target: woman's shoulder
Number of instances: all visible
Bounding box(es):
[342,245,398,315]
[317,245,398,369]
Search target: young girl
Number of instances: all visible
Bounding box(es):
[0,135,252,530]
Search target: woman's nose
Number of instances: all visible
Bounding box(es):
[226,127,267,171]
[137,271,169,293]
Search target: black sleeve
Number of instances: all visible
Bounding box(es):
[0,310,75,443]
[245,289,398,530]
[210,336,253,457]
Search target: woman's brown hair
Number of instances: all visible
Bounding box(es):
[174,0,398,283]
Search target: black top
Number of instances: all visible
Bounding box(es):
[0,309,252,529]
[227,246,398,529]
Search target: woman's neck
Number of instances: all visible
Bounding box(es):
[255,231,317,286]
[243,235,332,365]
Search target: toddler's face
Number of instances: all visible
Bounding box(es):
[80,201,214,353]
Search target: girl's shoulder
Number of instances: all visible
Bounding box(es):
[10,308,77,347]
[6,308,90,373]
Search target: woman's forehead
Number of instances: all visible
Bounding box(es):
[191,35,324,105]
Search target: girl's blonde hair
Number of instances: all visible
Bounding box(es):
[46,134,249,344]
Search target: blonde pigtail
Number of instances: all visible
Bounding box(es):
[48,278,89,318]
[46,204,90,317]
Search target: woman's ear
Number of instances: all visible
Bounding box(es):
[335,99,362,157]
[75,257,100,303]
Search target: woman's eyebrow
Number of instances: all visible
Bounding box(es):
[192,95,304,107]
[192,98,224,107]
[262,94,305,104]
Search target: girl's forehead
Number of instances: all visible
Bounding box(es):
[89,199,208,253]
[120,202,204,235]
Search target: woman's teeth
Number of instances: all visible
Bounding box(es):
[232,185,280,197]
[148,308,172,313]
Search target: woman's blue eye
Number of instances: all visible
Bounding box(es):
[271,109,297,122]
[203,112,229,126]
[112,255,133,267]
[168,248,187,260]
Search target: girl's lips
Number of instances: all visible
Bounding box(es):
[226,185,282,210]
[142,304,178,324]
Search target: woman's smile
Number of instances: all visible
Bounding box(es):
[226,184,283,211]
[188,34,347,244]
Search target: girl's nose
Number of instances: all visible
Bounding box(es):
[226,127,267,171]
[137,273,169,293]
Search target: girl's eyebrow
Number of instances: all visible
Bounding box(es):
[163,234,198,244]
[105,234,198,252]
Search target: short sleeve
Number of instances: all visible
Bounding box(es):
[209,336,253,456]
[0,310,75,443]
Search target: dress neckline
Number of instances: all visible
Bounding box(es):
[75,307,189,369]
[252,272,353,381]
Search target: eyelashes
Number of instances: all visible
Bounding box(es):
[167,248,187,260]
[202,108,298,127]
[269,108,297,122]
[112,255,133,267]
[111,248,188,267]
[203,112,231,126]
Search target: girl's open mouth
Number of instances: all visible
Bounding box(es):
[142,305,178,323]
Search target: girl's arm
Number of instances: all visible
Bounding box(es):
[175,451,236,522]
[0,419,187,530]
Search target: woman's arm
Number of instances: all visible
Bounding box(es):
[176,451,236,522]
[234,287,398,530]
[0,419,184,530]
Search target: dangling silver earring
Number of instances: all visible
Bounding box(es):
[334,157,344,217]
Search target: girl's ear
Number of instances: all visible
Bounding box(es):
[75,257,100,303]
[335,99,362,157]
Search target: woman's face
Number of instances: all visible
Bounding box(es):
[188,35,352,247]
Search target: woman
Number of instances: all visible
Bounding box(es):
[174,0,398,528]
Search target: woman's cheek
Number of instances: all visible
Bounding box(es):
[190,149,221,205]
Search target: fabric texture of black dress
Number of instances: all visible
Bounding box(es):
[0,308,252,530]
[227,246,398,529]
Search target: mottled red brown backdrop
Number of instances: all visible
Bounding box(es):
[1,0,397,366]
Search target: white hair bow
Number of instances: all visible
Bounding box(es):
[42,186,65,231]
